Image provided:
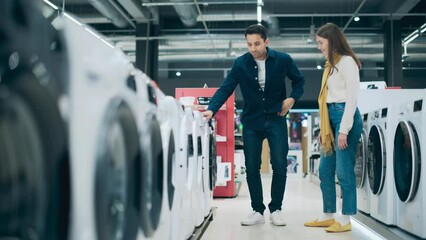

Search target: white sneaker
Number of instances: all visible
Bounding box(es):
[270,210,287,226]
[241,211,265,226]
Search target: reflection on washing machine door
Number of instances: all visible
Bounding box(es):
[355,129,367,188]
[167,131,176,210]
[393,121,421,203]
[367,125,386,195]
[95,100,139,240]
[138,115,164,238]
[209,132,217,191]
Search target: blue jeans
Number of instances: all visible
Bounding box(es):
[243,114,288,214]
[319,103,362,215]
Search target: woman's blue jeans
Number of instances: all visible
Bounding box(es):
[319,103,362,215]
[243,114,288,214]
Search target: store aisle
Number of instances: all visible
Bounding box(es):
[202,174,384,240]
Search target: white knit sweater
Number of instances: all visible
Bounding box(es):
[326,55,360,134]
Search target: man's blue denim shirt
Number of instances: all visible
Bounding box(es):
[208,47,305,130]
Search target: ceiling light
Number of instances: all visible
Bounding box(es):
[316,65,322,70]
[404,32,419,45]
[354,16,360,22]
[403,22,426,45]
[421,23,426,33]
[176,71,181,77]
[43,0,58,10]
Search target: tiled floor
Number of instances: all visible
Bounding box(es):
[202,174,385,240]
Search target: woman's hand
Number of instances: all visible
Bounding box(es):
[337,133,348,150]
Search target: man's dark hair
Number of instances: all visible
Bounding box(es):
[245,24,268,41]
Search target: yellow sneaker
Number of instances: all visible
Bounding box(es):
[304,219,335,227]
[325,222,352,232]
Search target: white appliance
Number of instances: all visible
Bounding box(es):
[367,106,397,226]
[178,107,196,239]
[392,90,426,238]
[0,2,70,239]
[62,15,141,240]
[202,118,215,217]
[146,84,183,240]
[356,113,371,214]
[193,111,207,227]
[132,70,165,240]
[164,98,188,240]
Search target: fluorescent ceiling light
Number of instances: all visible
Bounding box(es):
[404,32,419,45]
[421,23,426,33]
[43,0,58,10]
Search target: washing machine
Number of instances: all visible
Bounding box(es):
[145,82,185,240]
[202,118,215,217]
[392,90,426,238]
[166,99,189,240]
[208,119,218,196]
[0,1,70,239]
[179,107,197,239]
[61,15,142,240]
[356,113,370,214]
[367,105,397,226]
[193,111,207,227]
[131,70,166,239]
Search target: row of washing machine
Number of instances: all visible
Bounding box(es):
[0,1,217,239]
[356,89,426,239]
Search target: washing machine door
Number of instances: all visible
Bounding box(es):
[209,124,217,190]
[355,129,367,188]
[0,1,70,239]
[393,121,421,203]
[94,99,139,240]
[167,131,176,210]
[138,113,164,238]
[367,125,386,195]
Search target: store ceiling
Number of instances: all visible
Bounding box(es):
[49,0,426,65]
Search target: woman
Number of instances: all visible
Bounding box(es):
[304,23,362,233]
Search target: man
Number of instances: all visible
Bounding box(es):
[203,24,305,226]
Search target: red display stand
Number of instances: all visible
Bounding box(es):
[175,88,235,197]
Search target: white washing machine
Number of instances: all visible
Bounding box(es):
[62,15,141,240]
[392,90,426,238]
[0,2,70,239]
[178,107,196,239]
[367,106,397,226]
[132,70,166,240]
[202,118,214,217]
[145,83,185,240]
[356,113,370,215]
[167,99,189,240]
[193,111,207,227]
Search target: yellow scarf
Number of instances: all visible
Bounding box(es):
[318,54,341,155]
